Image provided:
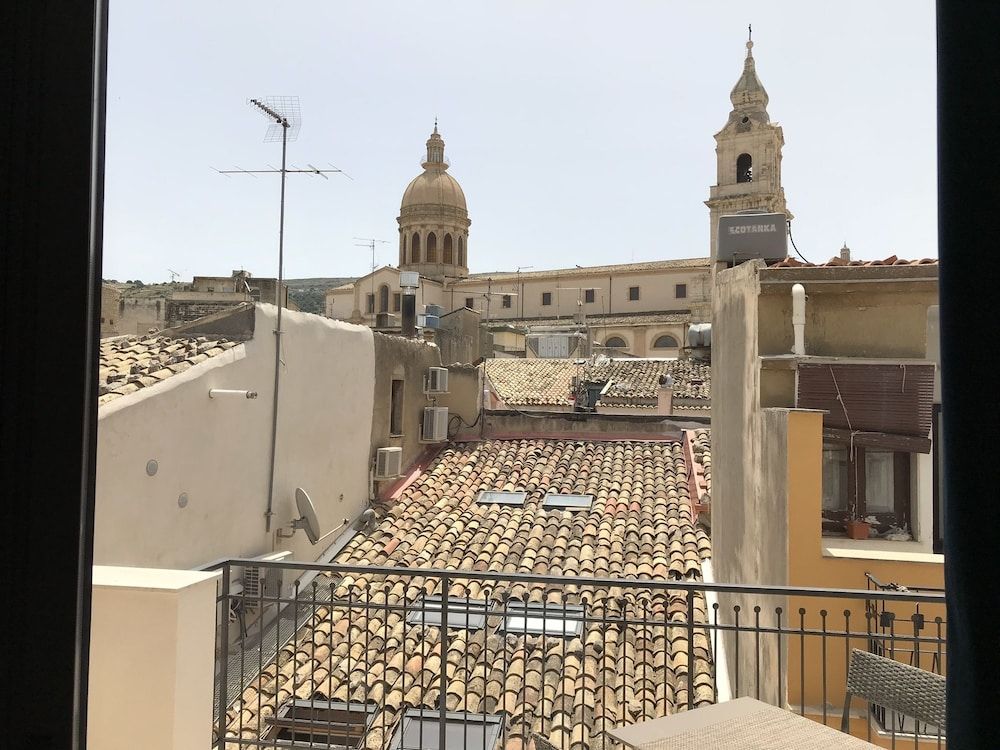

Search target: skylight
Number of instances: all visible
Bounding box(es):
[391,709,503,750]
[405,596,490,629]
[476,490,527,506]
[541,493,593,510]
[499,602,586,637]
[263,699,377,749]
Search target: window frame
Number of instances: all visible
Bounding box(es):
[405,595,490,630]
[541,291,552,306]
[263,698,378,749]
[390,709,503,750]
[501,294,511,308]
[476,490,527,506]
[393,292,401,312]
[366,293,375,314]
[541,492,594,510]
[499,602,586,637]
[584,288,595,304]
[389,379,405,436]
[604,336,627,350]
[628,285,640,301]
[821,442,912,533]
[465,297,475,309]
[652,334,679,349]
[675,283,687,299]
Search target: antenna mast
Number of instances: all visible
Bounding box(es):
[353,237,389,322]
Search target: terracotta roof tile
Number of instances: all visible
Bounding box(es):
[98,334,238,405]
[225,439,713,749]
[485,359,710,408]
[767,255,938,268]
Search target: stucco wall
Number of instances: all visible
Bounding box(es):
[95,305,375,569]
[758,285,938,359]
[436,308,482,364]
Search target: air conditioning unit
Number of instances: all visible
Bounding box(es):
[375,447,403,480]
[238,550,290,615]
[421,406,449,443]
[425,366,449,394]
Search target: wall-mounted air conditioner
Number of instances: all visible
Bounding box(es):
[421,406,449,443]
[238,550,291,615]
[425,366,449,394]
[375,447,403,480]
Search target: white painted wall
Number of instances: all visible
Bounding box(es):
[95,305,375,569]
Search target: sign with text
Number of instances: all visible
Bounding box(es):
[717,212,788,264]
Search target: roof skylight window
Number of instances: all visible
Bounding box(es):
[541,493,594,510]
[391,709,503,750]
[477,490,527,506]
[263,699,377,749]
[499,602,585,637]
[406,595,490,629]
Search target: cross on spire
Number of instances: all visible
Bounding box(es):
[748,24,752,42]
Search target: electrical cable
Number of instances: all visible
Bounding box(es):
[787,220,811,264]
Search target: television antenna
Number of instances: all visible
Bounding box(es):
[216,96,351,533]
[166,268,183,283]
[354,237,390,319]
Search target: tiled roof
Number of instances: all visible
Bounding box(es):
[464,258,710,284]
[689,429,711,496]
[767,255,938,268]
[225,438,714,750]
[98,334,239,406]
[485,358,711,408]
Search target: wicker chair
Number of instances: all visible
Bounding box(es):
[840,648,946,733]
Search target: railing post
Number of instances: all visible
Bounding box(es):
[440,574,450,750]
[216,562,231,750]
[687,589,695,710]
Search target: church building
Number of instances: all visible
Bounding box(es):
[326,37,790,357]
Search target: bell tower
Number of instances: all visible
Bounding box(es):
[706,32,791,264]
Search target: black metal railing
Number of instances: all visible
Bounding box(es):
[211,560,946,750]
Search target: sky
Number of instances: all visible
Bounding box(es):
[103,1,936,283]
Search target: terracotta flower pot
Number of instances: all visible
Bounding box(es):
[845,520,871,539]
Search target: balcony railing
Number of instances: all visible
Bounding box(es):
[211,560,946,750]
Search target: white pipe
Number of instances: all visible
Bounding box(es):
[208,388,258,399]
[791,283,806,356]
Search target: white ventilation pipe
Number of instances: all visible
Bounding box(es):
[792,283,806,355]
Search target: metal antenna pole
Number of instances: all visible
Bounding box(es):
[353,237,389,322]
[222,96,349,534]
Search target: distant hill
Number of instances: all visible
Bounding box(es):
[285,277,355,315]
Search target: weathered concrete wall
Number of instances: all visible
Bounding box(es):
[436,308,482,364]
[758,284,938,359]
[95,305,375,570]
[440,364,482,431]
[117,296,167,336]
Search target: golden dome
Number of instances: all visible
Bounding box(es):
[399,123,468,212]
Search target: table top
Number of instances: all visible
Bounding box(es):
[605,698,881,750]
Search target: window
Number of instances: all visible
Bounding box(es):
[737,152,753,183]
[675,283,687,299]
[263,699,377,749]
[366,294,375,314]
[628,286,639,301]
[443,233,454,264]
[458,236,465,266]
[822,443,911,532]
[426,232,438,262]
[378,284,390,313]
[393,292,401,312]
[477,490,527,506]
[500,602,585,636]
[390,379,404,435]
[542,492,593,510]
[502,294,511,308]
[391,710,503,750]
[405,595,490,629]
[585,289,595,304]
[542,292,552,306]
[411,233,421,263]
[653,334,679,349]
[465,297,475,309]
[605,336,627,350]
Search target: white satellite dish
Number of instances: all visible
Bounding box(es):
[276,487,350,545]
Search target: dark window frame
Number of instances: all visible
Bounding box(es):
[465,297,475,309]
[584,289,595,304]
[263,698,378,749]
[366,293,375,314]
[541,292,552,306]
[502,294,511,308]
[652,334,679,349]
[628,285,640,301]
[675,283,687,299]
[389,379,405,436]
[821,442,912,533]
[391,709,503,750]
[393,292,401,312]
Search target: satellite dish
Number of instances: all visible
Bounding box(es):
[294,487,321,544]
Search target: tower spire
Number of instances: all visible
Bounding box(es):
[423,121,447,170]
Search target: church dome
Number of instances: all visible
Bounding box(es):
[401,169,467,211]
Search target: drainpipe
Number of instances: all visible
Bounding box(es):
[792,283,806,356]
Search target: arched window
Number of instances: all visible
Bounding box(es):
[605,336,627,350]
[426,232,437,262]
[378,284,390,313]
[443,233,454,264]
[737,153,753,184]
[653,334,679,349]
[458,236,466,267]
[411,233,421,263]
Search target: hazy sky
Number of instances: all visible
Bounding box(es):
[103,2,936,283]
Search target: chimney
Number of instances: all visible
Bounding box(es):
[791,283,806,355]
[840,243,851,262]
[656,373,674,416]
[399,271,419,337]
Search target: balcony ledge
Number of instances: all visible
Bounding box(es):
[822,539,943,564]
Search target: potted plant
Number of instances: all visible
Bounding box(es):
[844,503,871,539]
